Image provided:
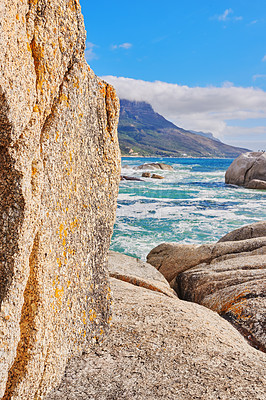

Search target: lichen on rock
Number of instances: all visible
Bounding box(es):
[0,1,120,399]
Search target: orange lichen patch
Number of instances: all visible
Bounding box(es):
[227,301,251,321]
[59,93,70,107]
[73,77,80,89]
[30,38,46,93]
[55,286,64,307]
[16,14,19,20]
[33,104,39,113]
[82,310,86,325]
[89,309,97,322]
[3,233,40,400]
[219,289,250,316]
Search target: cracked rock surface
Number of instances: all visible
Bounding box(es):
[0,1,120,398]
[148,231,266,352]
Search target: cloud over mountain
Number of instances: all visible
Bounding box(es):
[102,76,266,150]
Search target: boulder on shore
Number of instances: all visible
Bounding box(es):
[0,1,120,398]
[218,221,266,242]
[147,234,266,351]
[46,251,266,400]
[225,152,266,189]
[136,162,174,171]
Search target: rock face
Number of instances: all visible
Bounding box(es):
[0,1,120,399]
[148,237,266,351]
[218,221,266,242]
[46,252,266,400]
[225,152,266,189]
[136,162,174,171]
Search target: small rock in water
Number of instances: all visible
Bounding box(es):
[136,162,173,171]
[120,175,143,181]
[151,174,164,179]
[142,172,151,177]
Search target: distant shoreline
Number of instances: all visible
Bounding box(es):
[121,155,236,160]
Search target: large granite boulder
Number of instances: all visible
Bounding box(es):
[148,238,266,351]
[218,221,266,242]
[225,152,266,189]
[0,1,120,399]
[46,252,266,399]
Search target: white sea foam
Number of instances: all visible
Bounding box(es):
[112,158,266,260]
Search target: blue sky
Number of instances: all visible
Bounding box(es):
[79,0,266,150]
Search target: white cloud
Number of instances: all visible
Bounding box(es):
[111,42,132,50]
[222,81,234,88]
[262,55,266,62]
[101,75,266,151]
[212,9,242,22]
[253,74,266,81]
[217,8,233,21]
[85,42,97,61]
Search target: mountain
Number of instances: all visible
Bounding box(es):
[118,100,250,157]
[190,130,221,142]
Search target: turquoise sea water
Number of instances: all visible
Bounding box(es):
[110,157,266,260]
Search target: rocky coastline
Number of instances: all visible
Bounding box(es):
[1,0,265,399]
[46,236,266,399]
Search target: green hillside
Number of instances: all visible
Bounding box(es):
[118,100,250,157]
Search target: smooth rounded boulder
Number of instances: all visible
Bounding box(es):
[218,221,266,242]
[148,237,266,351]
[225,152,266,189]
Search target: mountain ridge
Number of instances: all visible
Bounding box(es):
[118,99,250,157]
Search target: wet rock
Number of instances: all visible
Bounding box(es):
[120,175,143,181]
[142,172,151,177]
[246,179,266,190]
[151,173,164,179]
[0,1,120,398]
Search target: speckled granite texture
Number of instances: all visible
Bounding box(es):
[45,253,266,400]
[0,1,120,398]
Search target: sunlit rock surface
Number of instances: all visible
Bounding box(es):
[0,1,120,398]
[225,152,266,189]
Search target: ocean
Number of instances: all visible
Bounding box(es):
[110,157,266,260]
